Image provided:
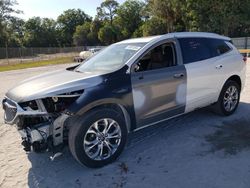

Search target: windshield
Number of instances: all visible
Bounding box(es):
[75,42,146,73]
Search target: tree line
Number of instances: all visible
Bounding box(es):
[0,0,250,48]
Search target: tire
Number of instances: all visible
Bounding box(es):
[213,80,240,116]
[68,108,127,168]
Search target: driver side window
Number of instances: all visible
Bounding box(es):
[135,43,176,72]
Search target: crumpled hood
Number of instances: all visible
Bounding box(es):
[6,69,104,103]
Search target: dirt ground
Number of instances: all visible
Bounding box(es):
[0,60,250,188]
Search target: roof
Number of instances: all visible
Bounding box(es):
[170,32,231,40]
[117,35,161,44]
[117,32,231,44]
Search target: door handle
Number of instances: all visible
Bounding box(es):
[215,64,223,69]
[173,73,184,78]
[138,75,144,80]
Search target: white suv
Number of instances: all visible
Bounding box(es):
[2,32,246,167]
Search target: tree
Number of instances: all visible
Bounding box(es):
[57,9,91,46]
[89,18,103,44]
[73,18,103,46]
[0,0,22,47]
[98,24,119,45]
[190,0,250,36]
[115,0,145,39]
[146,0,186,33]
[97,0,119,26]
[23,17,58,47]
[141,16,166,36]
[73,22,91,46]
[0,0,21,21]
[6,17,25,47]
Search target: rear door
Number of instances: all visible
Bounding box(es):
[131,40,187,128]
[178,37,232,112]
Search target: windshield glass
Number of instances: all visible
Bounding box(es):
[75,42,146,73]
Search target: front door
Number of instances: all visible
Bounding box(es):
[131,41,187,128]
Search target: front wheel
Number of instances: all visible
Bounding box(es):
[68,108,127,168]
[213,80,240,116]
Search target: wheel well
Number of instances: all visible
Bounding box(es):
[227,75,242,91]
[82,103,131,133]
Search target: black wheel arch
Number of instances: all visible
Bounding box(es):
[225,75,242,91]
[67,100,135,133]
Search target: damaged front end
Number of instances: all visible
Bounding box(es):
[2,90,83,153]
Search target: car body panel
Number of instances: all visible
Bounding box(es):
[3,32,245,132]
[6,69,104,103]
[131,65,187,127]
[66,65,137,131]
[2,32,247,161]
[183,41,246,113]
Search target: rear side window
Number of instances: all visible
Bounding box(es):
[208,39,231,56]
[179,38,213,64]
[179,38,231,64]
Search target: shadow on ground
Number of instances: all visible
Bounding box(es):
[27,102,250,188]
[205,119,250,155]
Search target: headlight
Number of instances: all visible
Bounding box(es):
[42,90,84,113]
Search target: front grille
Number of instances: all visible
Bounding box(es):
[2,99,17,122]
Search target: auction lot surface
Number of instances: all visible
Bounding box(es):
[0,61,250,188]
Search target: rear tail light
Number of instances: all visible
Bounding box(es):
[243,56,247,63]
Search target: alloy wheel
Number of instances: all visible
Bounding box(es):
[223,85,239,112]
[83,118,122,161]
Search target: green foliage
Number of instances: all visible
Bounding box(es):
[115,0,145,39]
[0,0,22,47]
[57,9,92,46]
[190,0,250,37]
[96,0,119,26]
[0,0,22,21]
[23,17,58,47]
[141,16,166,36]
[98,24,119,45]
[73,22,91,46]
[146,0,185,32]
[1,0,250,48]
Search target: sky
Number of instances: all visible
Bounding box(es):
[14,0,126,20]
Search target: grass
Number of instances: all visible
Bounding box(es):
[0,57,74,72]
[205,120,250,155]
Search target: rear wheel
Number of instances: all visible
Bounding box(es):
[213,80,240,116]
[68,108,127,168]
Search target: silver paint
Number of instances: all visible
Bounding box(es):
[6,69,104,103]
[223,85,239,112]
[83,118,122,161]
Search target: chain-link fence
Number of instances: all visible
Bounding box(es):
[231,37,250,49]
[0,46,104,65]
[0,37,249,65]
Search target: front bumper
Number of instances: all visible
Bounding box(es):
[2,97,47,125]
[2,97,69,152]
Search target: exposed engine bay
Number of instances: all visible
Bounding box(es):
[2,90,83,153]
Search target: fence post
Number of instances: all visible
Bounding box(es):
[245,37,248,49]
[5,42,9,64]
[19,47,22,63]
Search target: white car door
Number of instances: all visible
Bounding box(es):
[178,37,232,112]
